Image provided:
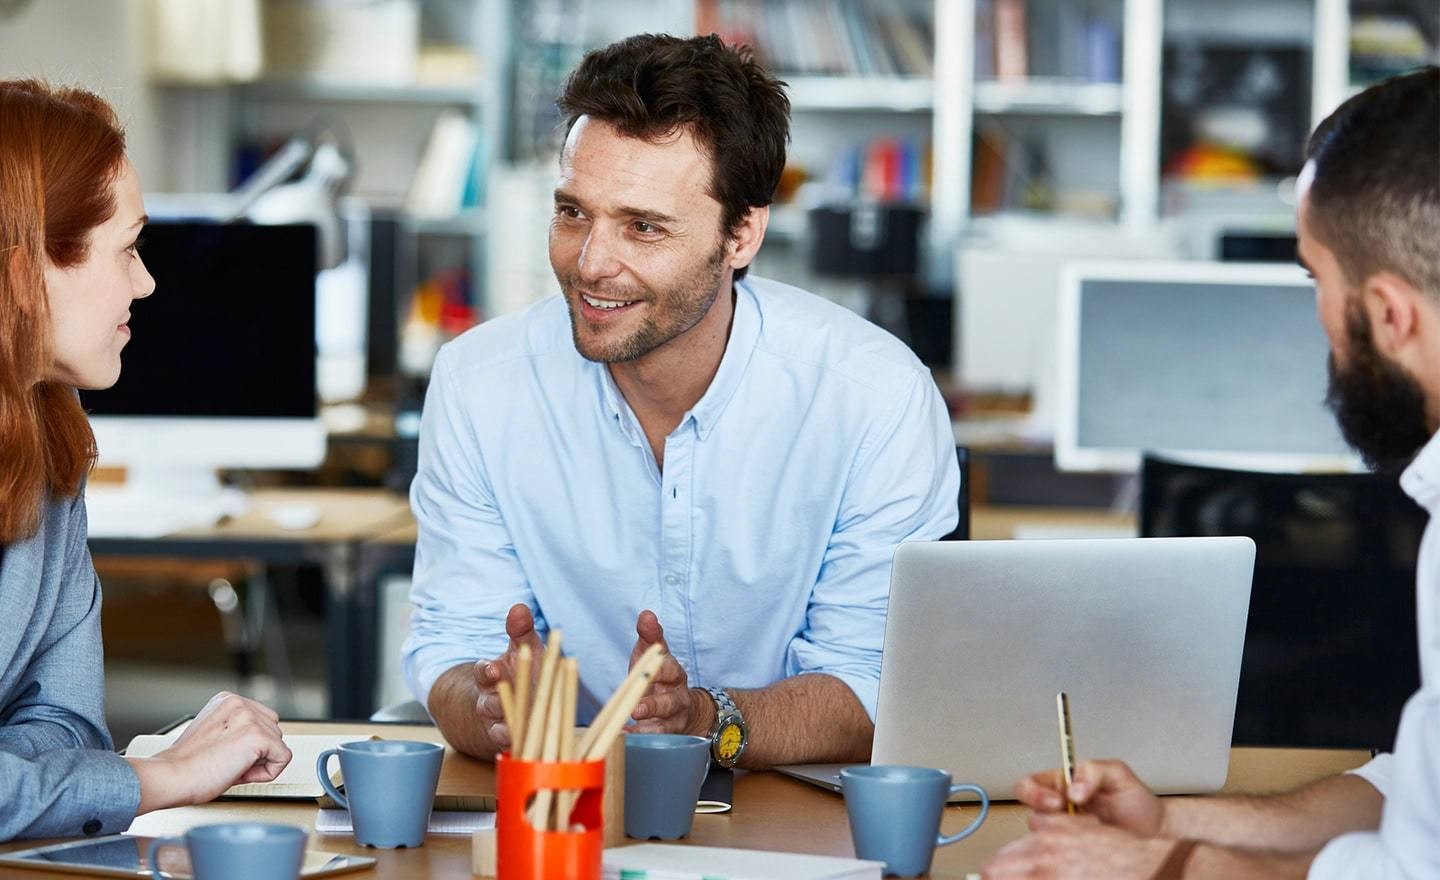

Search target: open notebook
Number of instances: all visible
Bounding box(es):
[124,734,362,799]
[123,730,494,811]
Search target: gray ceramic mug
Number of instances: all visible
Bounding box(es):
[624,733,711,840]
[840,766,989,877]
[316,739,444,848]
[147,822,305,880]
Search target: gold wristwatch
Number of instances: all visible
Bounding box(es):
[703,686,747,768]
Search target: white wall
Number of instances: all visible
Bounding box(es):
[0,0,162,188]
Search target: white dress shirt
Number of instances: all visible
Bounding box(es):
[402,275,959,721]
[1310,428,1440,878]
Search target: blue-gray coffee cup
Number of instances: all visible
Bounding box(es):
[624,733,710,840]
[147,822,305,880]
[316,739,444,848]
[840,766,989,877]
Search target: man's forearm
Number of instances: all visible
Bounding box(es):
[1162,773,1383,853]
[1184,843,1316,879]
[427,663,501,760]
[685,673,872,770]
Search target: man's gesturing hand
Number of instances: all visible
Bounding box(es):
[626,610,708,736]
[471,603,545,750]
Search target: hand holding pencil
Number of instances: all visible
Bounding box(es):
[1013,757,1166,836]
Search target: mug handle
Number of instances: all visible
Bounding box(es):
[316,748,348,810]
[936,784,990,848]
[146,836,184,880]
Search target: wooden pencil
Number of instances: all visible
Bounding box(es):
[521,630,563,760]
[512,644,532,755]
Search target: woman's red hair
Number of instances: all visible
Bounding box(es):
[0,81,126,544]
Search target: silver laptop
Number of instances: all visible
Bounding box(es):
[779,537,1254,800]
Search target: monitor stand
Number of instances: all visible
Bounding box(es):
[84,467,249,539]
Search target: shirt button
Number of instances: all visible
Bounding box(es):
[82,819,102,835]
[665,574,680,586]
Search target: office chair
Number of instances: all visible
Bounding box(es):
[941,446,971,541]
[1140,454,1425,750]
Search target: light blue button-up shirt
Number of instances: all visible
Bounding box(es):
[403,275,959,721]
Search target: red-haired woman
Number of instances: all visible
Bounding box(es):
[0,81,293,841]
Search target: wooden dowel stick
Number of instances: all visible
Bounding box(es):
[575,643,664,759]
[529,665,565,830]
[521,631,563,760]
[555,659,580,826]
[512,644,533,755]
[583,650,664,761]
[558,649,665,829]
[497,679,518,745]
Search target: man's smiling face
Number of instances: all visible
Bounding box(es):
[549,116,733,364]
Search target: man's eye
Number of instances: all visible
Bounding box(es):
[557,205,582,219]
[633,221,656,234]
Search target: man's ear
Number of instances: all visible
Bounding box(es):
[725,205,769,272]
[1362,271,1422,359]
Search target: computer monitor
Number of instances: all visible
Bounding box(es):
[1055,261,1357,473]
[81,221,325,528]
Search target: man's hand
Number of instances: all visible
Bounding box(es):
[1015,759,1167,836]
[983,815,1175,879]
[126,691,292,814]
[626,610,709,736]
[470,603,545,751]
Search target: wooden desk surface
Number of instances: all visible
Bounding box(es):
[0,722,1370,879]
[171,489,413,544]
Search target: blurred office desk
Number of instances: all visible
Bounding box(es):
[88,489,413,720]
[0,721,1367,880]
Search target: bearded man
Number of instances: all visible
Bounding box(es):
[985,65,1440,880]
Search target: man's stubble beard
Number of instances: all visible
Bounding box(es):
[559,243,729,364]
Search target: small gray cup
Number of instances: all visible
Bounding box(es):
[316,739,444,848]
[147,822,305,880]
[841,766,989,877]
[624,733,710,840]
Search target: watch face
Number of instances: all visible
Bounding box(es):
[716,721,744,762]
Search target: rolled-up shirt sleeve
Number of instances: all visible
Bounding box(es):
[402,348,541,705]
[785,370,960,719]
[1308,691,1440,879]
[0,494,140,841]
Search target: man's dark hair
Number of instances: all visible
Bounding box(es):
[557,33,790,280]
[1305,65,1439,301]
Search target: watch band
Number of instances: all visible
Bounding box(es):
[705,686,740,721]
[704,686,746,767]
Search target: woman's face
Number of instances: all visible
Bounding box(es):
[43,158,154,390]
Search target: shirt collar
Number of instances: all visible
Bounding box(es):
[592,279,762,444]
[1399,428,1440,514]
[688,279,761,439]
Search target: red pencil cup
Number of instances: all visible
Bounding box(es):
[496,752,605,880]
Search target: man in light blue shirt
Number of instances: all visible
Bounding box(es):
[404,34,958,769]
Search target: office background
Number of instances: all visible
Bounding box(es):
[0,0,1433,747]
